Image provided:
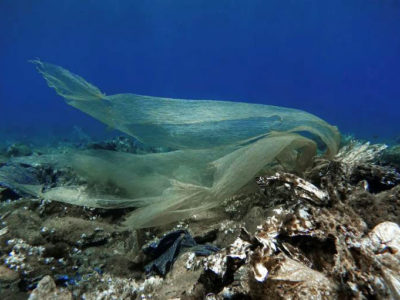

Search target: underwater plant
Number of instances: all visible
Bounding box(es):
[27,60,340,228]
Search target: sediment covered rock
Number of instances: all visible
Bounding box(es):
[0,139,399,299]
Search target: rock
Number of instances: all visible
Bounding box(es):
[87,136,138,153]
[242,206,265,234]
[257,172,329,205]
[4,208,44,245]
[382,145,400,169]
[356,222,400,299]
[348,185,400,228]
[306,141,393,193]
[103,255,137,277]
[79,272,140,300]
[335,140,387,166]
[150,252,204,299]
[0,139,398,299]
[223,193,266,221]
[250,252,338,299]
[199,236,252,295]
[0,265,19,282]
[349,164,400,193]
[215,220,243,248]
[366,221,400,253]
[0,186,20,201]
[43,242,69,259]
[218,264,251,299]
[193,228,218,245]
[244,185,399,299]
[0,226,8,237]
[86,135,171,154]
[0,154,8,164]
[42,217,113,248]
[6,143,32,157]
[28,275,72,300]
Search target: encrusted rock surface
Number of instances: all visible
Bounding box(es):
[0,140,399,299]
[382,145,400,170]
[28,275,72,300]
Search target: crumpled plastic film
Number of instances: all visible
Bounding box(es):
[29,60,340,228]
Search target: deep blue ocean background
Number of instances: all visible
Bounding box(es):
[1,0,399,144]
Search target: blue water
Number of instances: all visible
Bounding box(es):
[1,0,399,144]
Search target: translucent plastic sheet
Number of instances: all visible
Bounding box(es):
[29,60,340,228]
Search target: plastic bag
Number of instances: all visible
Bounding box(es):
[29,60,340,228]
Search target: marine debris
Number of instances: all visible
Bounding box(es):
[143,229,219,276]
[22,60,341,228]
[1,133,400,298]
[0,62,399,298]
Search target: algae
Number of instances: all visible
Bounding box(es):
[29,60,340,228]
